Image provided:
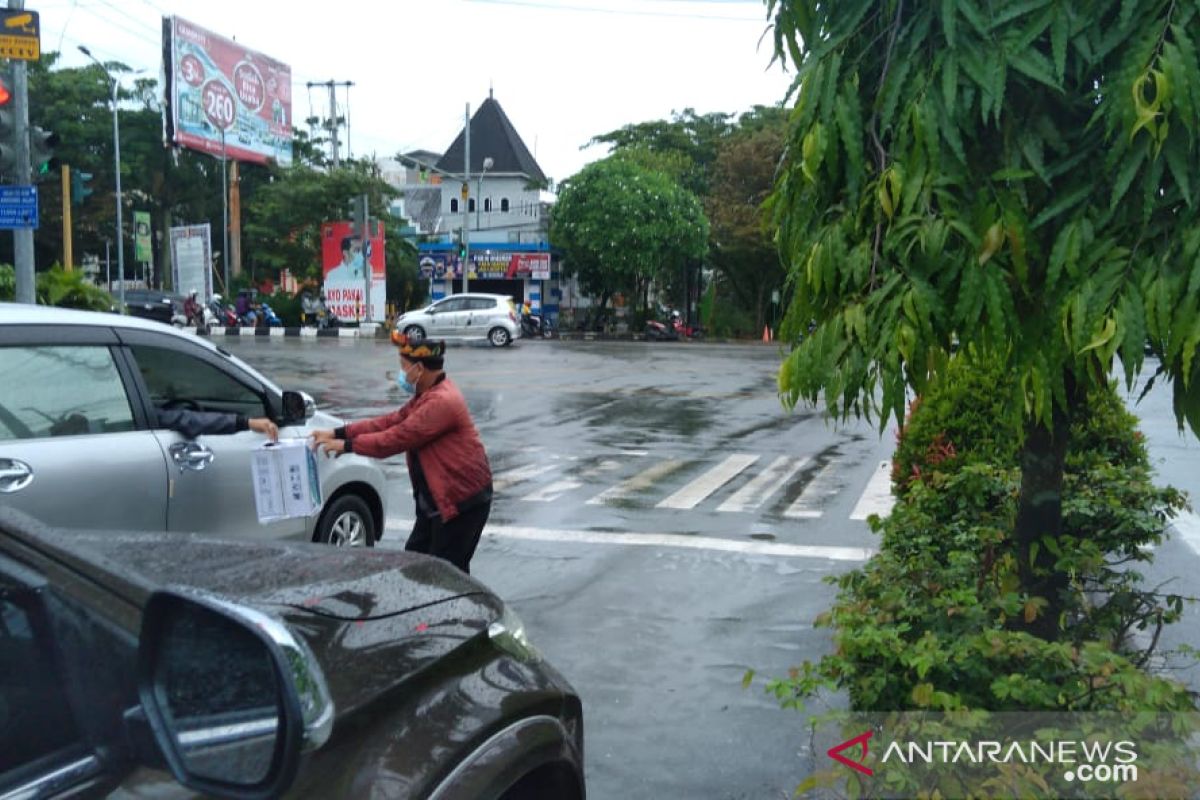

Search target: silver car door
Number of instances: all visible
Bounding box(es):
[126,342,300,541]
[429,297,466,336]
[0,343,168,531]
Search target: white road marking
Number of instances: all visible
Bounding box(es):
[783,461,841,519]
[1171,510,1200,557]
[522,479,583,502]
[656,454,760,510]
[587,459,687,505]
[493,463,557,491]
[849,461,896,520]
[384,517,873,561]
[717,456,808,513]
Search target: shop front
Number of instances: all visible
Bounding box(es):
[417,242,559,323]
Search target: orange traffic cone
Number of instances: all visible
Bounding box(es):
[763,326,770,343]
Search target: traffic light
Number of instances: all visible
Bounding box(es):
[30,126,59,177]
[71,168,94,204]
[457,231,466,261]
[0,72,14,178]
[347,194,366,236]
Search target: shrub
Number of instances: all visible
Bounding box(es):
[763,354,1194,719]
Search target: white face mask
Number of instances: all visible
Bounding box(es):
[396,363,421,394]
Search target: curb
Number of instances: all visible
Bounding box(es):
[199,325,381,338]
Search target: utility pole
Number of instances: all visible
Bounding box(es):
[60,164,71,270]
[306,80,353,168]
[462,102,470,294]
[10,0,33,303]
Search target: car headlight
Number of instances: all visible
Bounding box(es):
[488,606,541,663]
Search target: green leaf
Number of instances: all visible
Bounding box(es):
[742,669,756,689]
[942,52,959,117]
[1009,47,1060,90]
[1162,134,1194,208]
[1031,184,1090,229]
[942,0,957,48]
[1050,6,1068,83]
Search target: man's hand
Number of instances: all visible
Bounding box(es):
[309,429,336,451]
[311,434,347,458]
[248,417,279,441]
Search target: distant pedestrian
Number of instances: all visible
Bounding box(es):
[309,333,492,573]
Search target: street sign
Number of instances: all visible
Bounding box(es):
[0,185,37,229]
[0,10,40,61]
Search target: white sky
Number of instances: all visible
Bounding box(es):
[39,0,793,182]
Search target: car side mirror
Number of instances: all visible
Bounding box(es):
[281,390,315,424]
[136,590,334,799]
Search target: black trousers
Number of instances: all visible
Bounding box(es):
[405,500,491,574]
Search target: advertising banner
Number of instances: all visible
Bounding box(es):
[321,220,386,322]
[163,15,292,166]
[169,224,212,301]
[419,253,458,280]
[134,211,152,262]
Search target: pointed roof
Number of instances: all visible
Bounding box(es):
[436,94,546,183]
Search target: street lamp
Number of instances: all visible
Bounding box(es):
[476,156,493,231]
[79,46,125,315]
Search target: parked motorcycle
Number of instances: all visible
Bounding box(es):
[258,303,283,327]
[210,296,238,327]
[645,317,679,341]
[670,310,704,340]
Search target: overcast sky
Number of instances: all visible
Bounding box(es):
[40,0,794,182]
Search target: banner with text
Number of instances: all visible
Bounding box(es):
[321,220,386,321]
[163,15,292,166]
[169,224,212,302]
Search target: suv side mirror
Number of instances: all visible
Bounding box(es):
[136,590,333,799]
[281,390,315,424]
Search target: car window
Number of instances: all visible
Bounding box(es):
[130,345,268,419]
[0,346,135,441]
[0,569,83,787]
[434,298,465,313]
[466,298,497,311]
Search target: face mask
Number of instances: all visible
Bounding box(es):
[396,364,420,395]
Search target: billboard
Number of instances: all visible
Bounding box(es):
[162,15,292,166]
[321,221,386,322]
[169,224,212,302]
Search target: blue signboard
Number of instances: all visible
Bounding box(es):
[0,185,38,229]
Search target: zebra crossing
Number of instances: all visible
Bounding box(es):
[484,449,897,522]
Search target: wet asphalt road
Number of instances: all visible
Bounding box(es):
[220,336,896,799]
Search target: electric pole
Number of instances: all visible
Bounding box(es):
[306,80,352,168]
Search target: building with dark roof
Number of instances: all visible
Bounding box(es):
[417,92,557,319]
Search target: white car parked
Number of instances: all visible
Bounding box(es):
[0,304,387,546]
[395,293,522,347]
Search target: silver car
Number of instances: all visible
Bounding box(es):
[0,304,387,547]
[395,292,521,347]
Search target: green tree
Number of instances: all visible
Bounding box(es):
[550,156,708,319]
[241,161,399,281]
[768,0,1200,637]
[706,115,789,333]
[587,109,734,196]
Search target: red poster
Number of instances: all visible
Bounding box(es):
[167,16,292,165]
[320,221,386,321]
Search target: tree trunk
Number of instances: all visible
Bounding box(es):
[1013,372,1078,640]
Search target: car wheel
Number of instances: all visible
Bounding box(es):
[315,494,375,547]
[489,327,512,347]
[403,325,426,343]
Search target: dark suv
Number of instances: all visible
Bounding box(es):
[114,289,177,325]
[0,508,585,799]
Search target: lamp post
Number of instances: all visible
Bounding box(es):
[79,46,125,315]
[476,156,493,231]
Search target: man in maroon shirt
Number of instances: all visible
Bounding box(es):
[310,333,493,573]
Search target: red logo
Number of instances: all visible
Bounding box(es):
[827,730,874,776]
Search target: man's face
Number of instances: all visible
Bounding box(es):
[343,241,362,265]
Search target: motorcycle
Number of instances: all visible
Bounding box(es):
[670,311,704,340]
[301,292,340,329]
[645,317,679,341]
[259,303,283,327]
[520,310,554,339]
[210,297,238,328]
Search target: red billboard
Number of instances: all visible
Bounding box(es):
[163,16,292,166]
[321,221,386,322]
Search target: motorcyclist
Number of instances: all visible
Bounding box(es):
[183,289,202,326]
[301,290,320,326]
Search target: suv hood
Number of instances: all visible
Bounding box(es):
[7,516,504,719]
